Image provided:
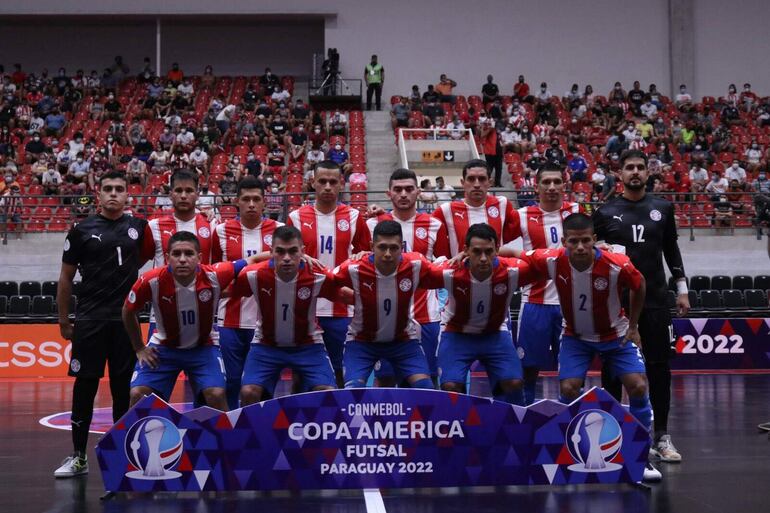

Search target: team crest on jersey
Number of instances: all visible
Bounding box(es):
[487,206,500,219]
[127,227,139,240]
[415,227,428,240]
[63,239,70,251]
[263,234,273,247]
[128,291,136,303]
[198,226,211,238]
[198,289,213,302]
[297,287,311,300]
[594,277,608,291]
[649,209,662,221]
[517,347,525,359]
[494,283,508,295]
[337,219,350,232]
[70,359,81,373]
[399,278,413,292]
[562,210,572,219]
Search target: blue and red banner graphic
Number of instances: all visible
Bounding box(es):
[671,318,770,370]
[97,387,650,492]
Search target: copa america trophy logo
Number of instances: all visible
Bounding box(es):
[124,416,184,480]
[564,409,623,472]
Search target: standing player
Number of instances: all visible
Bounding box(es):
[430,224,534,405]
[432,159,518,256]
[122,232,248,412]
[503,163,582,405]
[594,149,689,464]
[287,160,370,386]
[211,177,282,409]
[334,221,438,390]
[366,168,449,384]
[519,213,660,482]
[54,171,151,478]
[233,226,343,405]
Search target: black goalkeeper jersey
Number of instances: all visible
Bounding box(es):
[62,214,149,321]
[593,194,686,309]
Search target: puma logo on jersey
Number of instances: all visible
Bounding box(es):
[456,286,468,296]
[162,230,174,236]
[453,212,465,219]
[261,288,272,296]
[362,282,374,292]
[161,295,174,303]
[529,217,539,223]
[613,215,624,222]
[558,275,569,284]
[228,236,240,243]
[90,233,102,242]
[303,222,314,229]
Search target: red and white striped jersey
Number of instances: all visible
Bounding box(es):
[522,248,643,342]
[211,218,283,329]
[287,204,370,317]
[432,196,518,256]
[366,212,449,323]
[334,253,440,343]
[511,202,582,305]
[125,260,245,348]
[144,213,217,267]
[231,261,338,347]
[427,257,534,335]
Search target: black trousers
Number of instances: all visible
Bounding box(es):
[366,83,382,110]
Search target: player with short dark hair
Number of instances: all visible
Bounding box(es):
[122,232,250,412]
[594,149,689,466]
[54,171,151,478]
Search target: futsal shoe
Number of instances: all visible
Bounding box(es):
[650,434,682,463]
[54,454,88,478]
[642,462,663,482]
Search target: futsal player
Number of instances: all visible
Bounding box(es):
[233,226,344,405]
[366,168,449,385]
[519,213,659,482]
[211,177,282,409]
[334,220,439,390]
[54,171,151,478]
[287,161,370,387]
[122,232,249,412]
[594,149,689,464]
[429,224,535,405]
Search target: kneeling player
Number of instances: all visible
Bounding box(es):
[233,226,341,405]
[334,221,440,390]
[432,224,534,405]
[123,232,247,411]
[519,213,659,481]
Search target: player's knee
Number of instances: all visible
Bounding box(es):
[499,379,524,393]
[203,387,226,404]
[129,387,149,406]
[240,385,262,406]
[441,382,465,394]
[624,378,648,398]
[560,381,581,400]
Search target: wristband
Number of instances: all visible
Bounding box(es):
[676,280,688,295]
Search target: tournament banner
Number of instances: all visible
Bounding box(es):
[671,318,770,370]
[96,387,649,492]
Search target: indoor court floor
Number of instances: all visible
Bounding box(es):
[3,374,769,513]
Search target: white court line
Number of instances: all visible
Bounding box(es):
[363,488,387,513]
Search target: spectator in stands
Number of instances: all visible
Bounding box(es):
[544,139,566,166]
[167,62,184,86]
[678,122,696,154]
[364,54,384,111]
[446,115,466,140]
[126,156,147,187]
[409,84,422,111]
[391,96,410,130]
[45,107,66,137]
[721,102,744,126]
[292,98,311,128]
[752,169,770,194]
[24,132,47,163]
[175,125,195,152]
[309,124,327,151]
[148,146,171,173]
[482,75,500,103]
[640,95,658,120]
[705,170,729,200]
[480,118,503,187]
[514,75,531,102]
[434,176,455,203]
[568,150,588,182]
[137,57,154,83]
[103,92,122,121]
[499,124,520,153]
[563,83,581,106]
[216,103,237,134]
[259,67,280,96]
[268,114,292,147]
[189,146,210,177]
[726,179,746,215]
[89,93,105,120]
[67,152,90,185]
[536,82,552,104]
[434,74,457,105]
[245,151,263,178]
[636,116,655,142]
[422,98,445,128]
[745,142,763,173]
[109,56,130,81]
[289,125,308,163]
[422,84,440,104]
[0,172,20,196]
[133,135,153,161]
[713,194,733,227]
[518,125,536,155]
[0,182,22,240]
[417,179,437,212]
[28,110,45,135]
[200,65,215,89]
[740,83,758,111]
[31,153,49,182]
[41,165,62,195]
[197,182,217,216]
[328,143,352,177]
[271,84,291,104]
[306,147,324,172]
[675,84,692,109]
[627,81,645,113]
[219,171,238,203]
[328,110,347,136]
[178,77,194,99]
[726,159,747,186]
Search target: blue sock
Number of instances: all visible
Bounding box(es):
[496,389,525,406]
[629,395,653,433]
[411,377,435,390]
[523,380,537,405]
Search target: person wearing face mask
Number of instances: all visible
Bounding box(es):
[725,159,747,186]
[271,84,291,104]
[705,170,729,200]
[752,169,770,195]
[132,135,153,161]
[513,74,531,102]
[166,62,184,86]
[148,145,171,173]
[189,146,210,177]
[126,155,148,187]
[0,172,20,196]
[309,124,327,151]
[327,143,352,177]
[499,124,520,153]
[674,84,692,109]
[289,124,308,163]
[739,83,757,111]
[536,81,552,104]
[725,84,739,107]
[744,142,763,173]
[175,124,195,150]
[45,108,66,137]
[259,67,281,97]
[67,152,90,185]
[103,92,122,121]
[24,131,48,163]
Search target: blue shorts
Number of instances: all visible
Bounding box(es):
[516,303,563,369]
[241,343,336,395]
[437,330,523,390]
[375,322,440,378]
[344,340,430,387]
[319,317,351,372]
[218,327,255,383]
[558,335,646,381]
[130,344,226,400]
[146,321,156,344]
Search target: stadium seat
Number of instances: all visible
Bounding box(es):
[42,281,58,298]
[754,275,770,291]
[732,275,753,291]
[745,289,768,309]
[31,295,54,316]
[710,275,731,291]
[7,295,31,316]
[666,290,677,309]
[689,275,710,292]
[687,290,699,309]
[19,281,42,297]
[699,290,722,309]
[0,296,6,315]
[0,281,19,298]
[721,289,745,309]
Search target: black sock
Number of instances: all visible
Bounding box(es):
[646,361,672,435]
[109,371,132,423]
[600,361,623,402]
[71,377,99,454]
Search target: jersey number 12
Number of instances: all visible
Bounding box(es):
[631,224,645,243]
